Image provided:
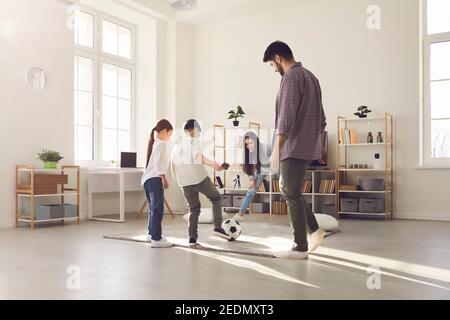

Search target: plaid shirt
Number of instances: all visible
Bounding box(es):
[275,62,327,161]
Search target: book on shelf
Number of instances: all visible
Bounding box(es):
[318,179,336,193]
[340,129,357,144]
[301,179,311,193]
[272,201,287,215]
[272,179,281,192]
[262,180,270,192]
[258,184,265,192]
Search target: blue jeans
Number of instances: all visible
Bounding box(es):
[239,174,266,213]
[143,177,164,241]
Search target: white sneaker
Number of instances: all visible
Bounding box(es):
[274,250,309,259]
[146,234,152,242]
[233,213,244,222]
[150,237,173,248]
[308,229,326,253]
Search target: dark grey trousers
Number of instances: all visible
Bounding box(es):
[280,158,320,252]
[182,177,223,240]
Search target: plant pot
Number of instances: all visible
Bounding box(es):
[43,161,58,169]
[358,115,368,118]
[233,121,239,127]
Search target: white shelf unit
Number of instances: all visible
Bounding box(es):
[213,123,338,216]
[16,165,80,229]
[337,113,394,219]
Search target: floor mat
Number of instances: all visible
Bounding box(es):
[103,221,340,258]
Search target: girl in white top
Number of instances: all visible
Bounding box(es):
[142,119,173,248]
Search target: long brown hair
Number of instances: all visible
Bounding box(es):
[146,119,173,168]
[242,132,261,176]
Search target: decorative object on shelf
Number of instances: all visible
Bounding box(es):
[216,176,224,188]
[354,105,372,118]
[36,149,64,169]
[377,132,384,143]
[367,132,374,144]
[373,153,382,170]
[227,106,245,127]
[232,175,241,189]
[27,67,47,91]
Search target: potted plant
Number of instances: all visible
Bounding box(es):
[37,149,64,169]
[228,106,245,127]
[354,105,372,118]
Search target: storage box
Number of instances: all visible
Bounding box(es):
[220,195,233,208]
[63,204,78,218]
[35,204,64,220]
[359,198,384,213]
[34,174,68,185]
[359,178,385,191]
[233,195,245,208]
[251,202,270,213]
[340,185,357,191]
[340,198,358,212]
[321,204,336,216]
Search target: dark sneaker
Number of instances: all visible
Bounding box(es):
[188,238,198,247]
[214,228,231,240]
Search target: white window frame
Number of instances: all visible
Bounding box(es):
[421,0,450,167]
[74,6,136,166]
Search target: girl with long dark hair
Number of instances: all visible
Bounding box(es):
[234,132,270,221]
[141,119,173,248]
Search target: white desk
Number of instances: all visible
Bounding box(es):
[88,168,144,223]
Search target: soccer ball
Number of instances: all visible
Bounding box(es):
[222,219,242,241]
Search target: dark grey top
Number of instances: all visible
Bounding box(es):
[275,62,327,161]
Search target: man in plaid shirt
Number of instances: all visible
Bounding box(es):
[264,41,327,259]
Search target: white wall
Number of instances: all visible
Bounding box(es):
[188,0,450,221]
[0,0,189,229]
[0,0,74,228]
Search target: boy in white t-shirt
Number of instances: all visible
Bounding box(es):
[172,119,231,246]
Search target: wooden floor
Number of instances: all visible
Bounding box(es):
[0,213,449,300]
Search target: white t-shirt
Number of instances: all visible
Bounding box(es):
[141,139,170,186]
[171,135,208,187]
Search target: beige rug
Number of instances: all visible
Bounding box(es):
[104,221,339,258]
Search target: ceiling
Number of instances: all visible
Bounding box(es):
[133,0,304,24]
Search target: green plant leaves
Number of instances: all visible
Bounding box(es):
[228,106,245,120]
[37,149,63,162]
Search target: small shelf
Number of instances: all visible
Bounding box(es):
[339,211,390,216]
[17,192,78,198]
[16,165,80,229]
[339,143,390,147]
[222,188,247,192]
[314,193,337,196]
[339,117,386,122]
[338,190,390,194]
[338,169,390,172]
[17,168,65,172]
[18,216,79,223]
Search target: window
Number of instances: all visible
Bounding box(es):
[423,0,450,164]
[74,7,135,163]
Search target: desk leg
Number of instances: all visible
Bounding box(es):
[88,190,93,220]
[164,198,175,218]
[139,201,147,215]
[120,172,125,222]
